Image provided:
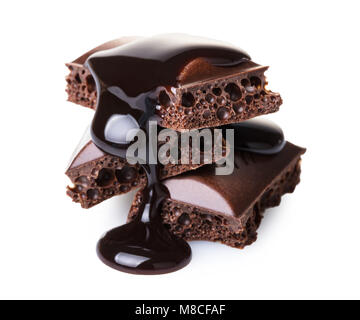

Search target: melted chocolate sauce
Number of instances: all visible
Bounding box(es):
[222,119,285,155]
[86,34,284,275]
[88,34,250,156]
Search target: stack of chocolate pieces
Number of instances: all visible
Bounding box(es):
[65,35,305,274]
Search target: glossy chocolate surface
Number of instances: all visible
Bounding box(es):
[164,142,304,217]
[86,34,284,274]
[87,34,250,156]
[222,118,285,155]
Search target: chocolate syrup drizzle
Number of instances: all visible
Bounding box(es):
[222,119,285,155]
[86,34,284,274]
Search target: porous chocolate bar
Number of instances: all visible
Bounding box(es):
[128,142,305,249]
[66,128,227,208]
[66,35,282,130]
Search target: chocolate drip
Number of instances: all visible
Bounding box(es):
[86,34,283,274]
[97,163,191,275]
[87,34,250,156]
[223,118,285,154]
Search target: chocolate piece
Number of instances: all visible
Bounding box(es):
[66,140,146,208]
[66,34,291,275]
[66,127,226,208]
[128,142,305,249]
[66,35,282,130]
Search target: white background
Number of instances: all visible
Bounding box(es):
[0,0,359,300]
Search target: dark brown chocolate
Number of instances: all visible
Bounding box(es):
[82,35,288,275]
[128,142,305,249]
[66,37,139,110]
[66,35,282,130]
[65,34,296,275]
[66,128,226,208]
[66,140,146,208]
